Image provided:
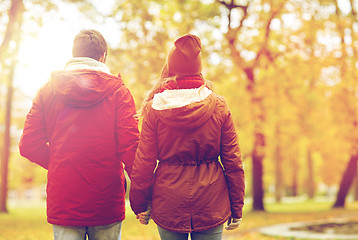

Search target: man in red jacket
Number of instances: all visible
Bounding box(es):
[19,30,139,240]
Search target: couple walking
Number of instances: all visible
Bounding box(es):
[19,30,245,240]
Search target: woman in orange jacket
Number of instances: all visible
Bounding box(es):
[130,34,245,240]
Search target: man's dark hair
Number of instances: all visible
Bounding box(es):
[72,30,108,61]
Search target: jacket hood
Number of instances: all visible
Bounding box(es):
[51,69,123,107]
[151,87,216,129]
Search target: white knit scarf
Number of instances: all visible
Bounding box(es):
[64,57,111,74]
[152,86,212,110]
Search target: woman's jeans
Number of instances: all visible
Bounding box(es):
[158,224,224,240]
[53,221,122,240]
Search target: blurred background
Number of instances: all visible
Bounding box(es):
[1,0,358,239]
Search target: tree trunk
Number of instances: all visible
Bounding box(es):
[333,153,358,208]
[252,133,265,210]
[291,155,299,196]
[0,66,15,213]
[307,150,315,199]
[248,70,266,211]
[354,175,358,201]
[275,125,283,202]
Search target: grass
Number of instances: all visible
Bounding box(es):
[1,199,358,240]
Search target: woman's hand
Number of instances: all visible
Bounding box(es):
[136,209,151,225]
[225,217,242,230]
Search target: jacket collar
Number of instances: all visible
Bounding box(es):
[152,86,212,110]
[64,57,111,74]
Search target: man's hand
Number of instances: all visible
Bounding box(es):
[136,209,151,225]
[225,217,242,230]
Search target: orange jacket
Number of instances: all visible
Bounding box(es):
[19,69,139,226]
[130,87,244,233]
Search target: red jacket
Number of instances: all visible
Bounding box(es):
[19,69,139,226]
[129,85,245,233]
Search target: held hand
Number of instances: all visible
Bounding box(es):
[225,217,242,230]
[136,209,151,225]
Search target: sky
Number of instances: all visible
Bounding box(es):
[14,0,118,99]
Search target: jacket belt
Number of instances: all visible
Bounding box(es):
[159,157,218,166]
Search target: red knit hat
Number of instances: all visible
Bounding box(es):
[167,34,202,79]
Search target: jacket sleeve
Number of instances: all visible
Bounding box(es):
[220,101,245,219]
[129,105,157,215]
[115,87,139,178]
[19,91,49,170]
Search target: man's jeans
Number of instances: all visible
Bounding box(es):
[53,222,122,240]
[157,224,223,240]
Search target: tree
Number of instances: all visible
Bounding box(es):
[0,0,94,213]
[0,0,24,213]
[217,0,286,211]
[332,0,358,208]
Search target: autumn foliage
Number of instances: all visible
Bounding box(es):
[1,0,358,213]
